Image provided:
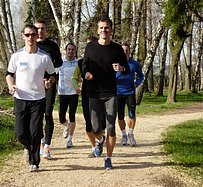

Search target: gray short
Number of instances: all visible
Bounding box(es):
[89,96,117,136]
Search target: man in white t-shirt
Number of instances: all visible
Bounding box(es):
[6,24,55,172]
[58,43,78,148]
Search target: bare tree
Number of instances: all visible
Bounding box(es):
[136,22,164,104]
[0,0,16,54]
[192,19,203,92]
[156,29,168,96]
[130,1,143,57]
[112,0,122,42]
[74,0,82,54]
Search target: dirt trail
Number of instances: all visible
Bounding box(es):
[0,104,203,187]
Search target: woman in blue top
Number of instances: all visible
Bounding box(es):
[116,43,144,146]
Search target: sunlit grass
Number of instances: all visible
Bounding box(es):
[137,91,203,115]
[163,119,203,181]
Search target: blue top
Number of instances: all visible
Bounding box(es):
[116,58,144,95]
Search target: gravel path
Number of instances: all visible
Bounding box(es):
[0,104,203,187]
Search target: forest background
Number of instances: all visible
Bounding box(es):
[0,0,203,104]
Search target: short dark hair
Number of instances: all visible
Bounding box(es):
[34,19,47,26]
[86,36,98,42]
[122,43,130,51]
[21,24,38,34]
[65,43,76,50]
[98,17,113,29]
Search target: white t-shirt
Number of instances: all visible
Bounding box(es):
[7,47,55,100]
[58,58,78,95]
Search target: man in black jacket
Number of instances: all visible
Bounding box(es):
[82,17,130,170]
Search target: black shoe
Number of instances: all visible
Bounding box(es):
[104,158,113,170]
[88,151,96,158]
[94,135,105,157]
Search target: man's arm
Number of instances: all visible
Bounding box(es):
[6,72,16,95]
[52,42,63,68]
[135,61,144,87]
[44,73,56,89]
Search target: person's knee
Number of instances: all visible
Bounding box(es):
[92,128,102,135]
[129,111,135,119]
[106,126,116,136]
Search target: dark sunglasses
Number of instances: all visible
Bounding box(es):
[24,33,37,37]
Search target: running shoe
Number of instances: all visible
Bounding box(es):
[94,135,105,157]
[88,151,96,158]
[128,133,136,146]
[30,165,39,172]
[40,143,44,155]
[121,135,128,145]
[104,158,113,170]
[43,147,51,159]
[63,122,70,139]
[66,139,73,148]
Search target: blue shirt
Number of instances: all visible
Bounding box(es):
[116,58,144,95]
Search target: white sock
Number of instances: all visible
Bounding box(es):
[41,137,45,144]
[128,128,134,135]
[44,144,49,149]
[92,147,95,151]
[67,135,73,141]
[98,136,104,143]
[105,156,111,160]
[121,129,127,136]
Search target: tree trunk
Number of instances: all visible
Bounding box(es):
[137,0,147,67]
[5,0,16,52]
[137,0,148,93]
[74,0,82,56]
[184,26,193,91]
[130,1,143,57]
[147,0,154,92]
[192,19,203,92]
[136,23,164,104]
[156,29,168,96]
[167,39,185,103]
[0,0,16,54]
[112,0,122,42]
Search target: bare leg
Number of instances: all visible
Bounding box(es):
[69,122,75,136]
[106,134,116,157]
[118,119,126,130]
[86,132,95,147]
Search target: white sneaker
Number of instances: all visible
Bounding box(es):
[63,122,70,139]
[66,139,73,148]
[128,134,136,146]
[30,165,39,172]
[121,135,128,145]
[43,147,51,159]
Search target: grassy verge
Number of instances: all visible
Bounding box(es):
[0,114,22,164]
[162,119,203,181]
[136,91,203,115]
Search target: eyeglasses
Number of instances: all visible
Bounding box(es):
[24,33,37,37]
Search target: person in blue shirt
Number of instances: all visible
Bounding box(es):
[116,43,144,146]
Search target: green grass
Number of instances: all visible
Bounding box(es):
[0,95,14,110]
[136,91,203,115]
[53,91,203,115]
[163,119,203,180]
[54,95,83,113]
[0,114,22,163]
